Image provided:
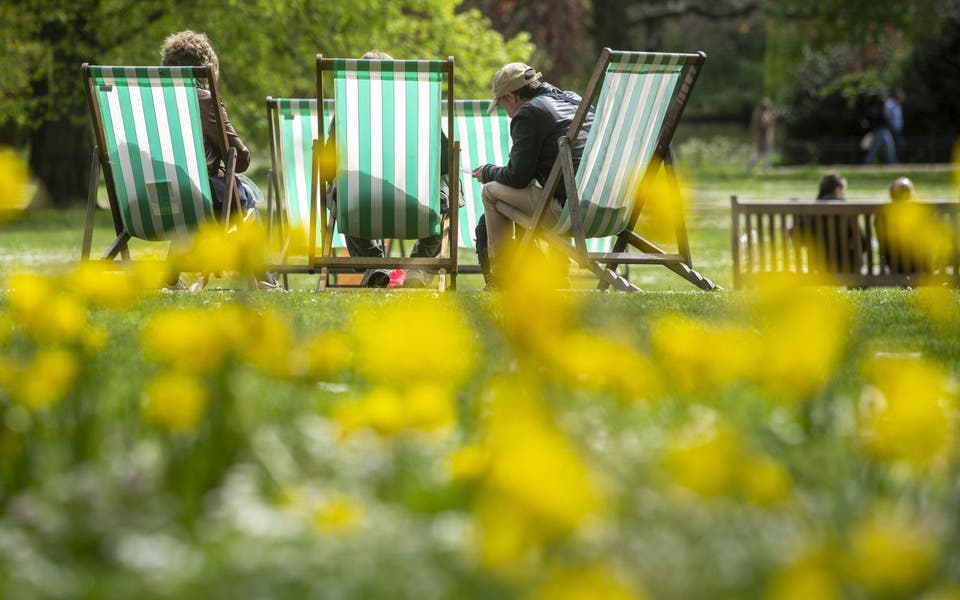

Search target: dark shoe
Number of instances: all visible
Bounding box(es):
[362,269,391,287]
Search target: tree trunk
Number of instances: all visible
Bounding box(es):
[29,115,91,208]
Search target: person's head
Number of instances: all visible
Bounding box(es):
[160,30,219,79]
[487,62,542,116]
[889,177,915,203]
[817,171,847,199]
[892,87,905,103]
[361,50,393,60]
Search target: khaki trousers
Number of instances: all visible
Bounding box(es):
[481,181,562,259]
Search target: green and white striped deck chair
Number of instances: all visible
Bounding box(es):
[500,49,720,292]
[314,56,459,290]
[266,98,346,259]
[80,64,241,261]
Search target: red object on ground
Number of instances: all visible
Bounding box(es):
[388,269,406,287]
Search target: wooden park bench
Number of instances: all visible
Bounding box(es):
[730,196,960,288]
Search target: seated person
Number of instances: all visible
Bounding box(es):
[161,30,278,290]
[321,50,452,288]
[877,177,925,274]
[795,172,868,273]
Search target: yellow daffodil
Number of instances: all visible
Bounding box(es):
[846,509,940,595]
[0,147,30,222]
[472,377,605,568]
[765,545,841,600]
[141,308,230,374]
[446,444,490,482]
[546,330,660,400]
[65,262,139,309]
[11,347,79,410]
[529,562,646,600]
[142,371,210,432]
[650,315,758,393]
[289,330,353,381]
[739,454,792,507]
[352,298,475,387]
[310,495,365,534]
[858,357,956,470]
[662,413,743,498]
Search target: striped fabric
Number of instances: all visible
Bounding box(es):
[441,100,511,249]
[270,98,345,248]
[89,66,215,241]
[552,52,687,240]
[332,59,443,240]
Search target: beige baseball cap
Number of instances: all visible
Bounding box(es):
[487,62,542,114]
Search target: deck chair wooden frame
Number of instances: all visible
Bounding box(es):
[266,97,353,286]
[500,48,719,292]
[80,64,242,263]
[312,55,460,291]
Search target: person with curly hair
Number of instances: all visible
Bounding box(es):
[160,30,278,289]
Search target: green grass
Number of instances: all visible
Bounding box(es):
[2,166,960,598]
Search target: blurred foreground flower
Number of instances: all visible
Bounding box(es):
[766,544,841,600]
[0,147,30,222]
[748,273,851,401]
[846,508,940,595]
[142,371,210,432]
[529,562,646,600]
[858,356,957,470]
[311,495,365,534]
[142,308,234,375]
[9,347,79,410]
[662,411,791,505]
[168,220,267,278]
[469,377,606,570]
[65,261,140,309]
[352,297,476,387]
[334,383,456,436]
[7,273,89,345]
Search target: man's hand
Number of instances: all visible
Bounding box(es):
[471,165,487,183]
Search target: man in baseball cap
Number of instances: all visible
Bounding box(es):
[471,62,594,288]
[487,62,542,114]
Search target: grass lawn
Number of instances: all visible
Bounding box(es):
[1,165,959,598]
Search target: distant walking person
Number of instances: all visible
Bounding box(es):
[749,97,776,170]
[885,88,906,161]
[864,90,902,164]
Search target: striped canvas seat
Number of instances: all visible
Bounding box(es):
[266,97,346,249]
[498,49,719,291]
[81,65,242,260]
[313,55,459,290]
[441,100,510,250]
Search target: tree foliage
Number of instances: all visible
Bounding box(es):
[1,0,532,205]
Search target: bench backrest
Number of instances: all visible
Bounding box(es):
[730,196,960,287]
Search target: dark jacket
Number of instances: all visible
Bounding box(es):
[198,88,250,175]
[480,83,594,203]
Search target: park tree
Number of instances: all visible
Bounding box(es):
[458,0,590,87]
[0,0,532,207]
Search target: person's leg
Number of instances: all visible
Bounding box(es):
[345,235,389,286]
[879,129,897,164]
[480,182,543,259]
[404,234,442,287]
[481,182,565,286]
